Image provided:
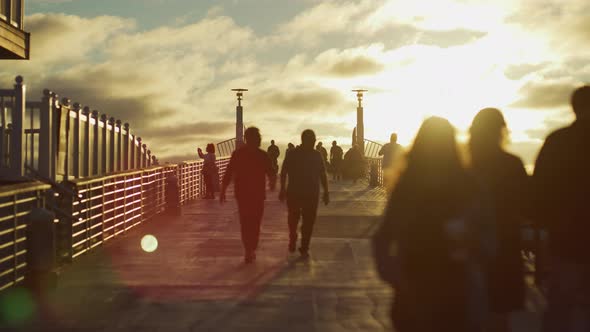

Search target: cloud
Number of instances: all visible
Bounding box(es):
[26,13,135,64]
[275,0,377,46]
[259,88,344,113]
[504,63,547,80]
[511,80,578,109]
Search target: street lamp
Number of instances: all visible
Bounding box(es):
[352,89,367,156]
[231,88,248,147]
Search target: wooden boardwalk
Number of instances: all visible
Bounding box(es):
[6,181,542,331]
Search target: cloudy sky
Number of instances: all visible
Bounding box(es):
[2,0,589,167]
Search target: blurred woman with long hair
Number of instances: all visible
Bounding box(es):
[469,108,529,332]
[373,116,480,332]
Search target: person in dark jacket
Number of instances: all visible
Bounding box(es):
[373,117,478,332]
[344,144,365,183]
[267,140,280,190]
[220,127,274,264]
[280,129,329,258]
[533,86,590,332]
[330,141,344,181]
[469,108,529,332]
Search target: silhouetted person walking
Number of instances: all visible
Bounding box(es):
[267,140,280,190]
[220,127,274,264]
[330,140,344,181]
[373,117,481,332]
[379,133,401,169]
[469,108,529,332]
[533,86,590,332]
[316,141,328,166]
[198,143,219,199]
[286,142,295,158]
[280,129,329,259]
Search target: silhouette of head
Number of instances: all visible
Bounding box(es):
[244,127,262,147]
[271,140,275,145]
[301,129,316,148]
[390,133,398,144]
[332,140,337,146]
[288,143,294,149]
[206,143,215,154]
[408,116,460,173]
[469,108,507,151]
[572,86,590,120]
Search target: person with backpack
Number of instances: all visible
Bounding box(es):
[469,108,529,332]
[280,129,330,258]
[373,116,483,332]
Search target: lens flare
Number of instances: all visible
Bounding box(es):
[141,235,158,253]
[0,288,35,326]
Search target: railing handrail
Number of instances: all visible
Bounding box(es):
[0,181,50,198]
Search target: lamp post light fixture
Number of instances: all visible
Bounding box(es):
[352,89,368,156]
[231,88,248,147]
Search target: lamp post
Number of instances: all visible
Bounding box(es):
[231,88,248,147]
[352,89,367,156]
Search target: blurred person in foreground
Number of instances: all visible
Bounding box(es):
[533,85,590,332]
[373,116,489,332]
[469,108,529,332]
[221,127,274,264]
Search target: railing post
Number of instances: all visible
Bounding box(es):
[136,137,142,169]
[100,114,108,175]
[11,76,26,178]
[108,117,115,174]
[142,144,147,168]
[92,111,100,176]
[61,98,71,180]
[130,134,136,170]
[116,120,122,172]
[123,123,130,171]
[39,89,55,181]
[107,117,115,174]
[72,103,82,179]
[82,107,91,177]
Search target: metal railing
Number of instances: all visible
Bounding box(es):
[364,139,383,159]
[56,157,230,262]
[366,157,384,187]
[0,181,50,291]
[0,76,159,183]
[59,166,172,261]
[216,138,237,158]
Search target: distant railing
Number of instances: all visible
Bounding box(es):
[0,181,50,291]
[364,139,383,159]
[216,138,237,158]
[0,76,159,183]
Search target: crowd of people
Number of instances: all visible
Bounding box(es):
[373,85,590,332]
[199,85,590,332]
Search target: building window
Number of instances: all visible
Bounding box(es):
[10,0,21,28]
[0,0,7,21]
